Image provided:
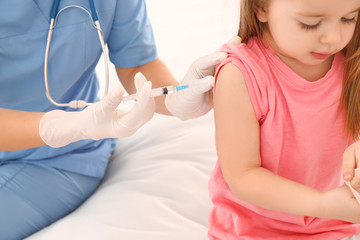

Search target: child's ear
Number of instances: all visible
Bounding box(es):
[254,0,268,23]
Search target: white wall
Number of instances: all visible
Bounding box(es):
[97,0,240,94]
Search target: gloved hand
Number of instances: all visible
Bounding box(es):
[165,36,242,120]
[39,72,155,148]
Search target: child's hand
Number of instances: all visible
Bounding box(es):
[320,185,360,223]
[342,142,360,192]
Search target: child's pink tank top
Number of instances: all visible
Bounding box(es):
[209,37,360,239]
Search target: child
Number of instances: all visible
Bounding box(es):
[209,0,360,239]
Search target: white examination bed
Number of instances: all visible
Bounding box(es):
[27,111,216,240]
[26,0,238,239]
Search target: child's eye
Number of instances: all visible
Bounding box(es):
[341,17,357,24]
[299,22,320,31]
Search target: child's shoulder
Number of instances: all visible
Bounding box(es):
[219,37,272,80]
[221,37,267,64]
[218,37,271,82]
[216,37,271,122]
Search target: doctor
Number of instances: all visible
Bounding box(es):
[0,0,226,239]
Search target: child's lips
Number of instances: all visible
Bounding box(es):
[311,52,333,60]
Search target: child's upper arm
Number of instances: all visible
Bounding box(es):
[214,62,261,186]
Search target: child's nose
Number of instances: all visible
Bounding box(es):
[319,23,342,45]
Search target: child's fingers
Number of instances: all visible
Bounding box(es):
[351,174,360,192]
[351,148,360,192]
[343,146,356,182]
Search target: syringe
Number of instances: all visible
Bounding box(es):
[122,85,190,102]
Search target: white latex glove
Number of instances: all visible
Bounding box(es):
[39,72,155,148]
[165,36,242,120]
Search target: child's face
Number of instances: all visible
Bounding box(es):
[257,0,360,67]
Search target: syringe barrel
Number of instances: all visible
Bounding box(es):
[122,86,175,102]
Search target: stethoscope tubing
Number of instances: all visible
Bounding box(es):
[50,0,98,20]
[44,0,109,109]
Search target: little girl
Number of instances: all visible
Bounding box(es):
[209,0,360,239]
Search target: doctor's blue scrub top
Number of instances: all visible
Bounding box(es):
[0,0,158,177]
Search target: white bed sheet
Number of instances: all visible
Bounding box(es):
[26,0,238,239]
[27,111,216,240]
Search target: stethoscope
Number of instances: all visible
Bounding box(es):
[44,0,109,109]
